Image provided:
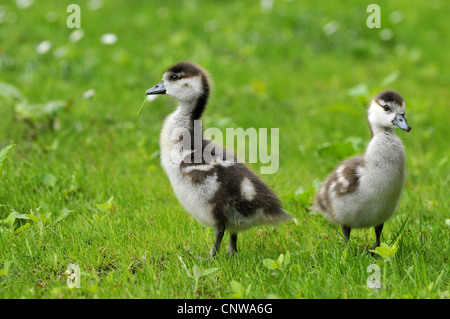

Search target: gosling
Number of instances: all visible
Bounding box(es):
[145,61,291,257]
[314,90,411,250]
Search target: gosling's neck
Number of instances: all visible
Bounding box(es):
[366,126,405,170]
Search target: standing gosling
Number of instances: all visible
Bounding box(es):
[145,61,291,257]
[314,90,411,250]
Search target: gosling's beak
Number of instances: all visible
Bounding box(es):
[145,81,166,95]
[392,113,411,132]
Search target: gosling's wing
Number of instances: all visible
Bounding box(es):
[333,156,366,196]
[179,139,237,185]
[179,139,287,220]
[315,156,365,213]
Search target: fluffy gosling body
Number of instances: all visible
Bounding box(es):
[145,61,291,257]
[314,90,411,249]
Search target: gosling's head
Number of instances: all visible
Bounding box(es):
[146,61,210,119]
[368,90,411,134]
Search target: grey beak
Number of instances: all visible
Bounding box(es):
[392,113,411,132]
[145,81,166,95]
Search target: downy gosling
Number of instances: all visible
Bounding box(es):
[145,61,291,257]
[314,90,411,250]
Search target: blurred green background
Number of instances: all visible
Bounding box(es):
[0,0,448,298]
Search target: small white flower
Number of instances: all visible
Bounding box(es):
[16,0,34,10]
[83,89,96,99]
[323,21,339,36]
[36,40,51,54]
[87,0,103,11]
[260,0,274,13]
[100,33,117,45]
[379,28,394,41]
[389,11,403,24]
[69,29,84,43]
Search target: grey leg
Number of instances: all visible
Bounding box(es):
[209,224,225,257]
[341,225,351,243]
[370,224,384,250]
[227,233,238,255]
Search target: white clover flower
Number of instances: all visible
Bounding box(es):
[323,21,339,36]
[87,0,103,11]
[36,40,51,54]
[83,89,96,99]
[379,28,394,41]
[16,0,34,10]
[69,29,84,43]
[100,33,117,45]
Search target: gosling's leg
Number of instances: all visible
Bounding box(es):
[227,233,238,255]
[371,224,384,250]
[341,225,351,244]
[209,223,225,257]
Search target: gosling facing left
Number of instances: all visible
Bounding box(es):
[145,61,291,257]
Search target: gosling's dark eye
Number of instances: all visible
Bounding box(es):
[169,74,181,81]
[383,105,391,112]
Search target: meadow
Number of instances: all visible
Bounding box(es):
[0,0,448,299]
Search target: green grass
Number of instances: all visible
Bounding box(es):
[0,0,449,299]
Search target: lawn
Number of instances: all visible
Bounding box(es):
[0,0,448,299]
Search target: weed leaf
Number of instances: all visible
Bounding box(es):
[15,222,31,234]
[0,143,15,179]
[41,173,57,187]
[192,265,202,280]
[230,280,243,298]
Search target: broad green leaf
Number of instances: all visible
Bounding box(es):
[262,258,279,270]
[0,143,15,178]
[25,214,39,222]
[230,280,243,298]
[41,173,57,187]
[202,267,219,276]
[0,211,29,226]
[15,103,45,121]
[192,265,202,280]
[8,211,29,220]
[54,208,74,223]
[15,222,31,234]
[15,100,67,122]
[284,251,291,266]
[105,196,114,210]
[96,196,114,211]
[277,253,284,265]
[370,243,399,258]
[0,82,25,104]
